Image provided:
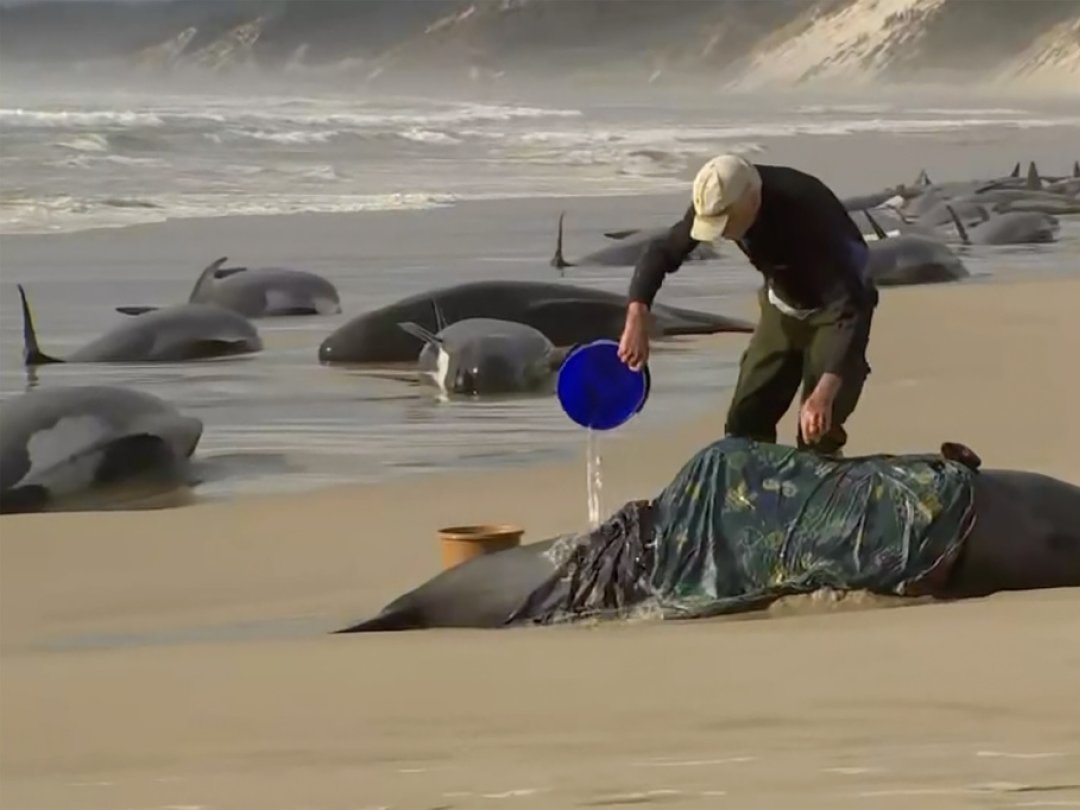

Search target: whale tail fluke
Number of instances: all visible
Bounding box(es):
[549,211,573,273]
[333,609,417,633]
[17,285,63,366]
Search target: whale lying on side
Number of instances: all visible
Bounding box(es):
[861,211,969,286]
[318,280,753,365]
[17,285,262,366]
[0,385,203,514]
[333,441,1080,633]
[549,212,718,271]
[117,257,341,319]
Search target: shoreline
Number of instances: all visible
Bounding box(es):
[3,274,1078,644]
[2,272,1079,809]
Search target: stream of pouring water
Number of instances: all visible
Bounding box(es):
[586,428,603,530]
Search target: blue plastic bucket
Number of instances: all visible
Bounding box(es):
[556,339,651,431]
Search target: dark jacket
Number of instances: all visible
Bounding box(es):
[628,164,877,375]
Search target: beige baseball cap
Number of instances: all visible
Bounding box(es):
[690,154,761,242]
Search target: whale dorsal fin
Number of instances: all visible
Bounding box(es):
[1009,161,1020,178]
[189,257,231,302]
[914,169,931,187]
[944,204,970,246]
[17,285,63,366]
[1073,160,1079,178]
[861,209,888,241]
[397,321,442,346]
[549,211,573,273]
[1025,161,1042,191]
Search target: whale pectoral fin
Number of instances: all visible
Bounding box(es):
[213,266,248,279]
[397,321,442,346]
[115,306,159,316]
[431,298,448,332]
[861,209,888,241]
[546,344,578,371]
[944,204,970,245]
[603,229,641,240]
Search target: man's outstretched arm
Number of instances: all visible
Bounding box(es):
[626,204,701,308]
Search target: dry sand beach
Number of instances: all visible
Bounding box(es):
[2,274,1079,810]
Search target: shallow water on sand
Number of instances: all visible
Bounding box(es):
[2,90,1079,502]
[0,202,753,500]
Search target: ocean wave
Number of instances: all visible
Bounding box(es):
[53,134,110,152]
[798,104,895,114]
[0,109,169,128]
[211,128,342,145]
[56,154,167,169]
[0,191,460,235]
[0,101,580,133]
[399,127,462,145]
[910,107,1033,115]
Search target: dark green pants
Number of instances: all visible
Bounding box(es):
[724,287,874,456]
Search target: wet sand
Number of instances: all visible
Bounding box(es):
[2,272,1079,809]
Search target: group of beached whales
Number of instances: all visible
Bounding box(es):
[6,238,757,513]
[5,159,1079,516]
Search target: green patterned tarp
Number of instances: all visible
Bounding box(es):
[507,437,978,626]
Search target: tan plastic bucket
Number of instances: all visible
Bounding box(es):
[438,524,523,570]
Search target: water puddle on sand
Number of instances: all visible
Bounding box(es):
[586,428,603,530]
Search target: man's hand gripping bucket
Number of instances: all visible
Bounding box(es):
[556,339,650,430]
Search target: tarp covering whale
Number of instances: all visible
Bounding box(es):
[506,437,976,625]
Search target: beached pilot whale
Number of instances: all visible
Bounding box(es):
[318,280,753,365]
[334,440,1080,633]
[549,212,719,271]
[0,385,203,514]
[17,285,262,365]
[945,204,1059,246]
[117,257,341,319]
[861,211,969,286]
[399,300,568,396]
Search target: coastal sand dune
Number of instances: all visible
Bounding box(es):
[2,277,1079,808]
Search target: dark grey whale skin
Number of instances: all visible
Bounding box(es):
[318,279,754,365]
[116,257,342,319]
[0,385,203,514]
[18,285,262,365]
[333,470,1080,633]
